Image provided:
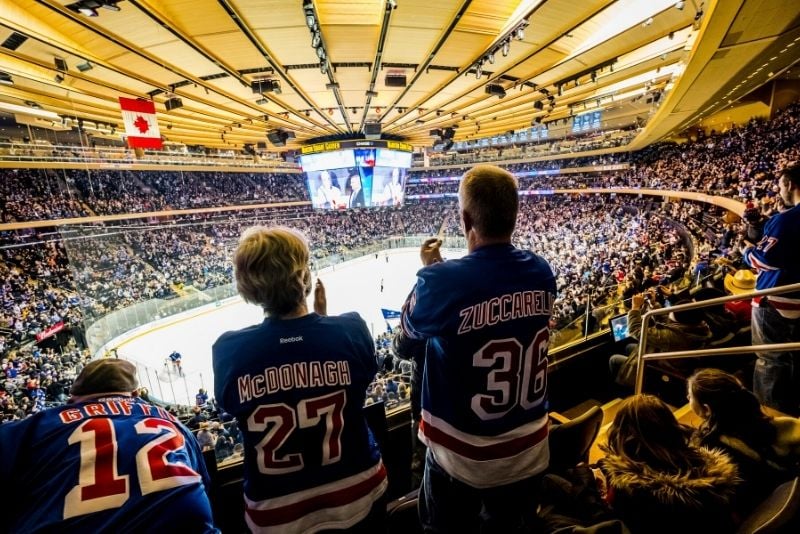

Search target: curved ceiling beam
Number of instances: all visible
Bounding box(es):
[375,0,472,126]
[385,0,615,134]
[127,0,333,133]
[32,0,319,136]
[395,30,686,139]
[357,0,396,132]
[0,47,275,136]
[215,0,343,134]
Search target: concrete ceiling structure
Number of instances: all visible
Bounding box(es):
[0,0,798,152]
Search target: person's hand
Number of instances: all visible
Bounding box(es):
[631,293,645,310]
[420,238,443,266]
[314,279,327,316]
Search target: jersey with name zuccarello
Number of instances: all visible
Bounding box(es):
[212,312,386,534]
[402,243,557,488]
[0,396,216,533]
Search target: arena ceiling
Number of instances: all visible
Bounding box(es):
[0,0,798,152]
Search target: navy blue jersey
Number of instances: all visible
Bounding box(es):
[402,244,557,487]
[744,204,800,318]
[212,312,386,533]
[0,396,216,533]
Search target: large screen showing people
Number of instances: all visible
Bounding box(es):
[371,167,407,207]
[302,147,410,210]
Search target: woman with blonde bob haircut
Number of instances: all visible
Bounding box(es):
[599,394,739,533]
[213,226,387,533]
[233,226,313,317]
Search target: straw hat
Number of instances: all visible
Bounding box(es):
[724,269,757,295]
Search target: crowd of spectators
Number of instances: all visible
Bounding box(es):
[1,345,91,422]
[0,100,797,425]
[0,168,89,222]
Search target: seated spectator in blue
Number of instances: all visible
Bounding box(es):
[0,358,217,532]
[599,394,739,534]
[689,368,800,513]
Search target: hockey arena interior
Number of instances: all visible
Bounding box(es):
[1,0,800,532]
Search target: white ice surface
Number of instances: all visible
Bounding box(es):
[115,247,465,405]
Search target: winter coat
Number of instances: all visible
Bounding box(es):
[695,416,800,514]
[600,447,739,534]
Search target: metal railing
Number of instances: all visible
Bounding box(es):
[634,282,800,394]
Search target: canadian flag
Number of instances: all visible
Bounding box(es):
[119,97,163,149]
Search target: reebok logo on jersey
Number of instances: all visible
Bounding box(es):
[280,336,303,344]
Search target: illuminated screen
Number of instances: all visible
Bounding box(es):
[302,147,410,210]
[572,110,602,133]
[610,313,630,342]
[300,150,356,172]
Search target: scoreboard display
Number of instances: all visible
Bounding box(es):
[300,140,412,210]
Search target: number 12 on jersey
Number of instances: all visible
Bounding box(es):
[471,327,549,420]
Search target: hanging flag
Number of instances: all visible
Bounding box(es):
[381,308,402,333]
[119,97,162,149]
[381,308,402,320]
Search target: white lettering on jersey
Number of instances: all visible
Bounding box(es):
[457,291,553,335]
[237,361,353,403]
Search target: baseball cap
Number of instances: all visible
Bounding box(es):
[70,358,138,396]
[724,269,757,295]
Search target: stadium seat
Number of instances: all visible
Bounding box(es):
[737,477,800,534]
[386,488,422,534]
[548,405,604,472]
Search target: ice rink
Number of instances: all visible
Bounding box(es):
[114,247,465,405]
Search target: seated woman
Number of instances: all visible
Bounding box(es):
[688,368,800,513]
[600,394,739,533]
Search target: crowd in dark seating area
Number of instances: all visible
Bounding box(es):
[1,344,91,422]
[0,168,89,222]
[67,169,307,214]
[0,102,796,442]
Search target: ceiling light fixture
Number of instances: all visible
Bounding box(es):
[67,1,121,17]
[502,40,510,57]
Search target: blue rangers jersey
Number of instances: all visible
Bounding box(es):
[401,243,557,488]
[0,396,216,533]
[744,204,800,318]
[212,312,386,533]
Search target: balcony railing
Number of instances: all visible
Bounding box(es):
[634,282,800,394]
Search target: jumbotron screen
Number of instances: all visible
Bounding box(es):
[301,140,412,210]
